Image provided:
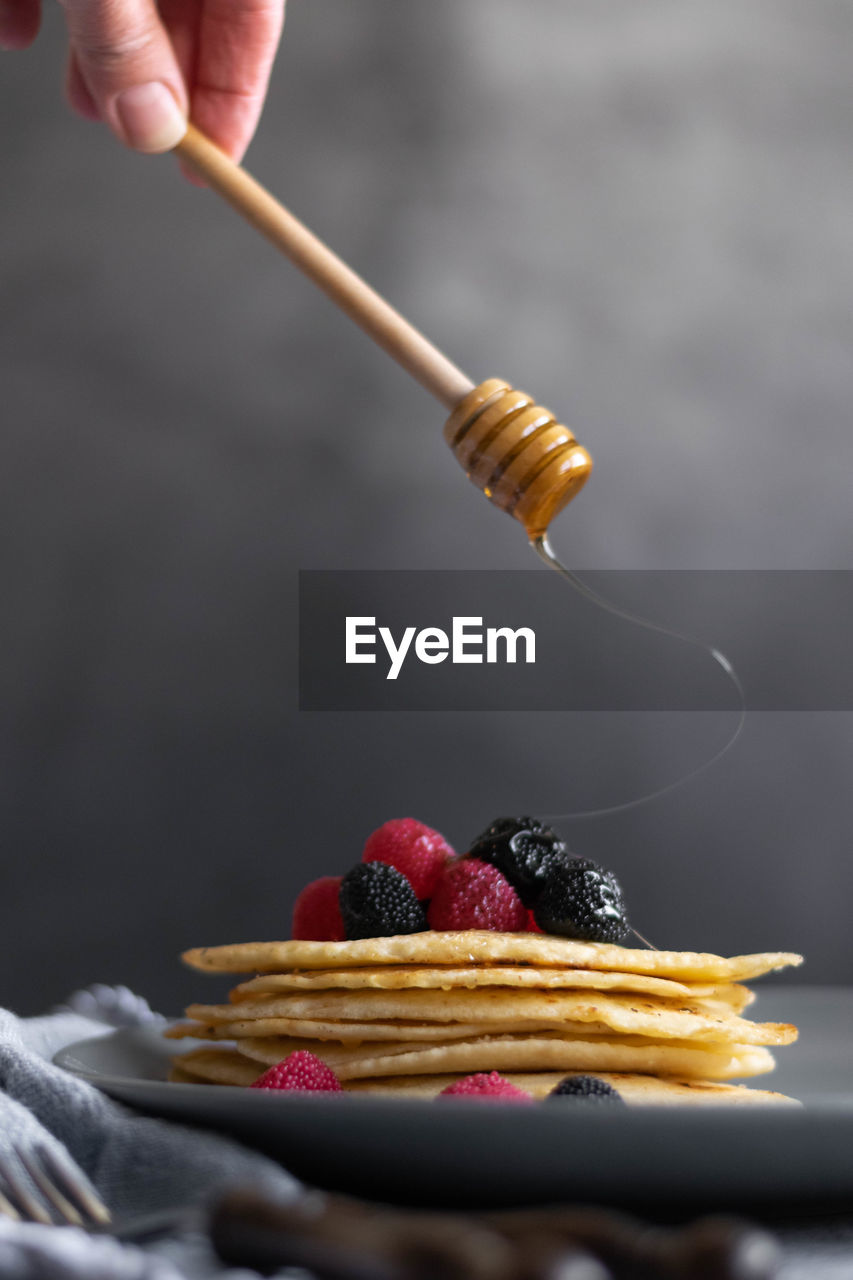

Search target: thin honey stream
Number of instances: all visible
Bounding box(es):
[528,532,746,821]
[443,377,744,818]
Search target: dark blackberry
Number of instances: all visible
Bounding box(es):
[467,816,569,908]
[548,1075,624,1103]
[533,857,628,943]
[472,816,546,845]
[338,862,427,940]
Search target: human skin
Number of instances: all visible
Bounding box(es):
[0,0,286,162]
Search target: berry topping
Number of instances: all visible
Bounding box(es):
[292,876,345,941]
[548,1075,625,1103]
[533,858,628,943]
[427,859,527,932]
[526,909,543,934]
[438,1072,534,1102]
[339,862,428,940]
[467,817,569,908]
[362,817,455,900]
[250,1050,342,1093]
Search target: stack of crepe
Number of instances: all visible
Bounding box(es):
[168,931,802,1104]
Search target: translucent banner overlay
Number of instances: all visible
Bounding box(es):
[298,570,853,711]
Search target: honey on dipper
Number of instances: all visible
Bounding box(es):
[443,378,592,541]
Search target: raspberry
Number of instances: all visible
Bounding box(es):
[439,1072,533,1102]
[339,862,428,940]
[250,1050,342,1093]
[292,877,345,941]
[548,1075,624,1103]
[427,859,527,932]
[534,858,628,943]
[467,817,569,908]
[362,818,455,900]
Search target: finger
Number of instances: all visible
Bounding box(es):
[65,49,100,120]
[61,0,187,152]
[0,0,42,50]
[156,0,206,184]
[191,0,284,162]
[157,0,201,87]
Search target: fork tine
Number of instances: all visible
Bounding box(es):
[35,1146,111,1226]
[14,1147,86,1227]
[0,1153,54,1225]
[0,1188,22,1222]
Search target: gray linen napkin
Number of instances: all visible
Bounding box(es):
[0,989,304,1279]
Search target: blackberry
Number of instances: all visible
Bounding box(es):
[533,857,628,943]
[548,1075,624,1103]
[467,816,569,908]
[339,862,427,940]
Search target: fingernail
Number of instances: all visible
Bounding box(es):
[114,82,186,152]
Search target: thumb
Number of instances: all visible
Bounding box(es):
[61,0,187,152]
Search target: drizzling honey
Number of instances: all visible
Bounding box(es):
[442,380,745,820]
[529,533,746,820]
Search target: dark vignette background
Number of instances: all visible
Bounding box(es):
[2,1,852,1014]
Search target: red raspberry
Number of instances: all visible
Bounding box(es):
[292,877,345,941]
[362,818,454,900]
[427,859,527,932]
[250,1050,342,1093]
[439,1072,533,1102]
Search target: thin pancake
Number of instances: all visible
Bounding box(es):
[185,990,795,1046]
[233,1033,776,1081]
[230,966,700,1001]
[169,1052,796,1103]
[182,932,802,982]
[171,1048,261,1086]
[167,1017,578,1043]
[346,1072,799,1105]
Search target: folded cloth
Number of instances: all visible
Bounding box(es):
[0,988,303,1279]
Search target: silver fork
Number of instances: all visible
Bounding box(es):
[0,1143,196,1242]
[0,1143,111,1229]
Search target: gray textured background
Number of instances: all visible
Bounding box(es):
[2,0,852,1014]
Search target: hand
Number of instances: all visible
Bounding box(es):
[1,0,285,160]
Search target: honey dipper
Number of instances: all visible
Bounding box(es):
[175,125,592,540]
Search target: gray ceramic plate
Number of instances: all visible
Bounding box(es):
[55,986,853,1210]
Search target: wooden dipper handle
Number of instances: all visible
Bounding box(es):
[174,125,592,535]
[174,124,473,409]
